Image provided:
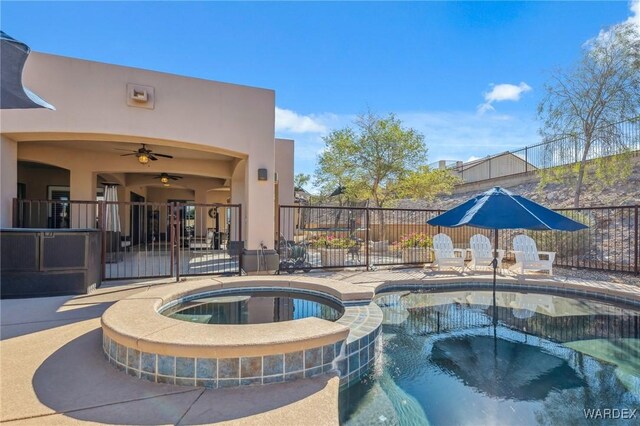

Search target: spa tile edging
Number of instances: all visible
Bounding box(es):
[103,332,348,388]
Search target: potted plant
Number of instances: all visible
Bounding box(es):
[313,235,356,267]
[397,232,432,263]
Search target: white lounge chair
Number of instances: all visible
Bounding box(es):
[431,234,466,271]
[469,234,505,272]
[512,235,556,275]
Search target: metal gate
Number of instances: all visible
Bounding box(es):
[13,199,243,281]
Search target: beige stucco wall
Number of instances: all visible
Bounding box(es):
[275,139,295,206]
[1,136,18,227]
[275,138,295,240]
[0,52,283,249]
[456,154,535,183]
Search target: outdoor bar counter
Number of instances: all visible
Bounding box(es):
[0,228,101,298]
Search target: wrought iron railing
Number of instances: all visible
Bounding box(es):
[12,199,242,280]
[436,117,640,184]
[279,204,639,275]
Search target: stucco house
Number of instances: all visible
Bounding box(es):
[1,52,294,277]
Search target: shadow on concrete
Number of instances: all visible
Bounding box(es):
[31,328,336,425]
[0,284,153,340]
[179,373,336,424]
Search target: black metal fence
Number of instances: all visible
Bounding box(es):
[278,204,639,274]
[12,199,242,280]
[436,118,640,184]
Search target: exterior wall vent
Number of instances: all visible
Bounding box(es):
[126,83,155,109]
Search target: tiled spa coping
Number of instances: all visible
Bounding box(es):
[101,276,382,388]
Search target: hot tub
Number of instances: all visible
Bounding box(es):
[101,276,382,388]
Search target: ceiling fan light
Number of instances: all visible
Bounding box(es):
[163,182,170,187]
[160,176,169,184]
[138,153,150,164]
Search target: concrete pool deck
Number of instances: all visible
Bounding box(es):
[1,269,638,425]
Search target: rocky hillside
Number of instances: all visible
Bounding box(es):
[399,156,640,210]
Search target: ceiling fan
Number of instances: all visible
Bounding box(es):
[152,173,183,185]
[116,144,173,164]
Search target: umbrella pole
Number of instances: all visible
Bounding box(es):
[492,228,498,327]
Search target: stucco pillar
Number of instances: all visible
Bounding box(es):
[241,156,278,273]
[0,136,18,227]
[231,160,246,243]
[275,139,295,241]
[70,168,96,228]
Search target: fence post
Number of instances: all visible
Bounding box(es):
[635,205,638,275]
[525,147,528,173]
[169,202,174,278]
[12,198,18,227]
[365,208,370,271]
[98,201,106,282]
[238,204,243,275]
[276,205,281,275]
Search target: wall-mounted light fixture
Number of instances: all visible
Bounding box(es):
[258,168,268,181]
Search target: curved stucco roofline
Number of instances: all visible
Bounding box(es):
[30,51,276,95]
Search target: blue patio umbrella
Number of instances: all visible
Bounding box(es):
[0,31,55,110]
[427,187,587,321]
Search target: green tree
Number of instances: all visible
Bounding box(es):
[315,111,458,240]
[538,23,640,207]
[395,166,461,202]
[293,173,310,192]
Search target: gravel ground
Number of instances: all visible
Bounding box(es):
[554,266,640,286]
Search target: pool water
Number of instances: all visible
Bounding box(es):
[161,291,343,324]
[341,290,640,425]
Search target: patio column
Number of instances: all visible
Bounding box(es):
[0,136,18,227]
[230,157,278,274]
[69,167,96,228]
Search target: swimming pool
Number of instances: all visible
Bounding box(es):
[341,290,640,425]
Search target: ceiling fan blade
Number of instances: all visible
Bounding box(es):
[153,153,173,159]
[120,153,136,156]
[149,155,158,161]
[114,148,137,152]
[170,176,181,180]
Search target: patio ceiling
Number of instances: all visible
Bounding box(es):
[20,140,238,162]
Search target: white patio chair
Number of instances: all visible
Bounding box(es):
[189,229,214,251]
[469,234,505,272]
[512,235,556,275]
[431,234,466,271]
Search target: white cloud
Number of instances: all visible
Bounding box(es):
[590,0,639,45]
[477,82,532,114]
[630,0,640,28]
[275,107,328,134]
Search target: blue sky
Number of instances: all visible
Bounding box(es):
[2,1,637,182]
